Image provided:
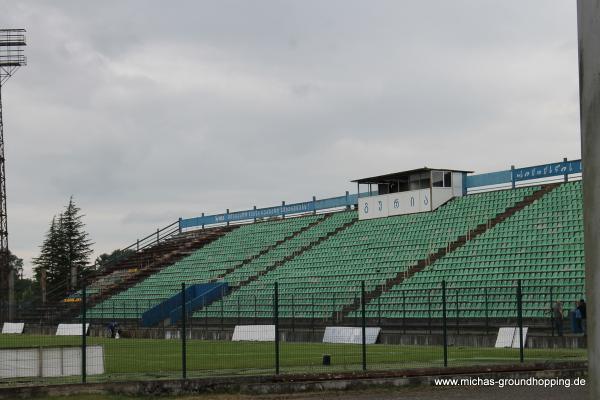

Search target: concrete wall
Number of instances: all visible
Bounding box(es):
[0,361,587,399]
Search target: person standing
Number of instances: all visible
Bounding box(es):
[573,300,582,334]
[552,301,564,336]
[578,299,587,335]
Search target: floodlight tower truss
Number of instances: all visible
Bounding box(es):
[0,29,26,321]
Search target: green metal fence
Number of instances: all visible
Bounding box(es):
[0,279,588,387]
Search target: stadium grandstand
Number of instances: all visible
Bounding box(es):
[0,158,588,388]
[10,159,584,334]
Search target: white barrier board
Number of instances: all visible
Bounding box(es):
[0,345,104,379]
[512,327,528,349]
[232,325,275,341]
[494,327,515,348]
[2,322,24,334]
[322,327,381,344]
[56,323,89,336]
[495,327,528,348]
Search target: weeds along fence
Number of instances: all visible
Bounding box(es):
[0,279,588,387]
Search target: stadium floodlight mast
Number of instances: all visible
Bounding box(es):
[0,29,26,322]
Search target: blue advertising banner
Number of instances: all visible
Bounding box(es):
[466,159,582,188]
[465,170,512,188]
[180,194,358,229]
[513,159,582,182]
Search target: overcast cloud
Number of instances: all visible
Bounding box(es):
[0,1,581,277]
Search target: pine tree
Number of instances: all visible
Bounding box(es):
[33,197,94,297]
[33,216,67,296]
[60,197,94,289]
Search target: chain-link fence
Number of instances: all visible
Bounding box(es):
[0,279,587,387]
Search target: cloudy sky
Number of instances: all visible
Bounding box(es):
[1,1,581,277]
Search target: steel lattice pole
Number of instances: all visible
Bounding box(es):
[0,83,11,322]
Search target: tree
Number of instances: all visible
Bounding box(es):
[9,251,23,280]
[94,248,136,271]
[33,197,94,298]
[33,216,66,293]
[4,251,38,304]
[60,197,94,288]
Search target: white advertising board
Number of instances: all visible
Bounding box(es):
[494,327,528,348]
[358,194,389,220]
[232,325,275,341]
[0,345,104,379]
[322,327,381,344]
[388,189,431,216]
[56,323,89,336]
[494,327,515,348]
[359,188,457,221]
[2,322,24,334]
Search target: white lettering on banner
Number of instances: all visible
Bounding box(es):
[387,189,430,216]
[360,189,446,220]
[358,195,388,220]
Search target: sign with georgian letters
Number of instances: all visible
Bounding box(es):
[358,188,452,221]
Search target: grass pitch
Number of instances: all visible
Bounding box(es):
[0,334,586,383]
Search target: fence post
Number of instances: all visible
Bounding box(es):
[402,290,406,334]
[274,282,280,374]
[220,287,224,333]
[291,294,295,332]
[311,293,315,337]
[156,228,160,243]
[254,295,257,325]
[361,281,367,372]
[517,280,524,363]
[563,157,568,182]
[427,290,432,334]
[81,285,87,383]
[181,283,187,379]
[442,281,448,367]
[549,286,554,337]
[332,293,336,324]
[455,291,460,335]
[377,294,381,326]
[178,217,182,234]
[484,287,489,335]
[204,298,208,333]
